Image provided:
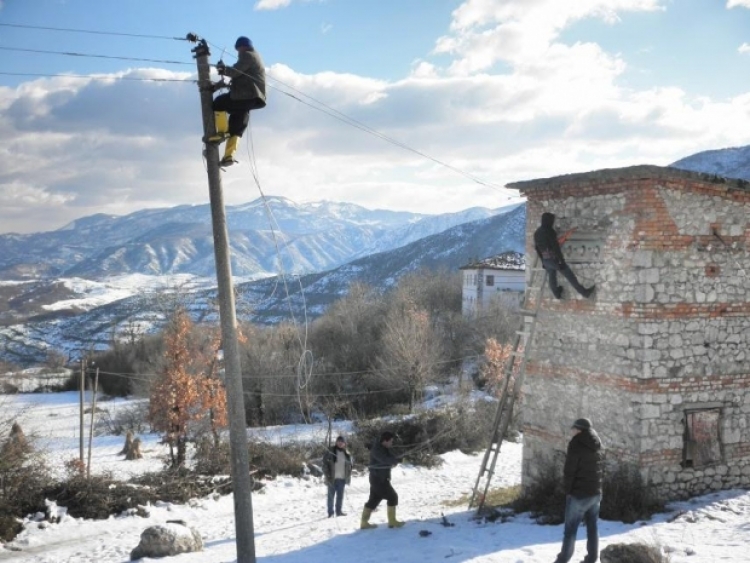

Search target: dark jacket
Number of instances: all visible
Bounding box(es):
[563,428,604,498]
[322,445,352,485]
[225,49,266,108]
[368,441,399,482]
[534,212,565,265]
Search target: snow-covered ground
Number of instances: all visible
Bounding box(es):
[1,392,749,563]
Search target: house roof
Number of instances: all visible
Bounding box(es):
[505,164,750,193]
[460,251,525,271]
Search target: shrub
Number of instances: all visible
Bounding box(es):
[193,438,232,476]
[0,515,22,543]
[511,462,566,524]
[193,437,325,481]
[354,404,497,468]
[511,460,666,525]
[0,430,53,540]
[95,401,151,436]
[248,441,320,479]
[601,463,665,523]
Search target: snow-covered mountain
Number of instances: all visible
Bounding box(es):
[0,196,519,280]
[0,206,526,365]
[4,142,746,366]
[0,197,419,280]
[670,144,750,180]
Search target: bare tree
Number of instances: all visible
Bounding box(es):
[377,299,443,412]
[240,322,304,426]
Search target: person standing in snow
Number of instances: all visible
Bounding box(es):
[209,35,266,167]
[322,435,353,517]
[534,212,595,300]
[553,418,605,563]
[360,431,404,529]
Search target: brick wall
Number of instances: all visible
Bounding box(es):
[512,166,750,500]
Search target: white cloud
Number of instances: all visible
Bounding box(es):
[2,0,750,235]
[436,0,664,75]
[255,0,292,9]
[727,0,750,9]
[740,43,750,54]
[255,0,323,10]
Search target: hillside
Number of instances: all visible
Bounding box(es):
[0,206,525,365]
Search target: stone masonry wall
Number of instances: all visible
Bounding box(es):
[514,166,750,501]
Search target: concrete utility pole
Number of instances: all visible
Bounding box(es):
[190,36,256,563]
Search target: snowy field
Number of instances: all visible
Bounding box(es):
[1,392,749,563]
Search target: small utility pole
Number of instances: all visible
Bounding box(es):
[79,358,85,463]
[189,35,256,563]
[87,366,99,479]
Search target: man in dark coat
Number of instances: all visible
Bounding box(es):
[554,418,605,563]
[534,212,595,299]
[322,435,352,517]
[210,36,267,167]
[360,431,404,529]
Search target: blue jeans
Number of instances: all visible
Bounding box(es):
[327,479,346,516]
[555,493,601,563]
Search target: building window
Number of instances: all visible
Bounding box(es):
[683,408,722,468]
[486,275,494,286]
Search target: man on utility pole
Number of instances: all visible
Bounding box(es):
[189,34,256,563]
[210,36,266,168]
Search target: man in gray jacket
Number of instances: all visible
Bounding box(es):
[210,36,266,167]
[361,431,404,529]
[554,418,605,563]
[322,435,352,517]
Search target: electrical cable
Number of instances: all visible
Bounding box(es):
[0,46,192,66]
[0,31,520,201]
[0,22,188,41]
[41,351,481,381]
[0,71,194,82]
[203,37,517,197]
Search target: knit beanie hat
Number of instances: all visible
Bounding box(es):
[235,36,253,49]
[572,418,592,430]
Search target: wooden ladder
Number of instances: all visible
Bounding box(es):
[468,256,547,513]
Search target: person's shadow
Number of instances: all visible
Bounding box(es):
[206,509,631,563]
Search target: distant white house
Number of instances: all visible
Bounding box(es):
[459,251,525,317]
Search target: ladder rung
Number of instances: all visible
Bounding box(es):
[530,267,547,272]
[516,330,531,336]
[509,350,526,357]
[518,309,537,316]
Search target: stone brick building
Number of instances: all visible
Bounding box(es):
[508,165,750,500]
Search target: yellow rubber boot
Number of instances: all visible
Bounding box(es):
[360,507,377,530]
[208,111,229,143]
[220,135,239,167]
[387,505,404,528]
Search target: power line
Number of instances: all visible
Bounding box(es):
[267,78,508,193]
[0,352,483,383]
[203,37,514,195]
[0,45,192,66]
[0,22,187,41]
[0,71,194,83]
[1,31,517,197]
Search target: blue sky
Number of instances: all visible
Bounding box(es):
[1,0,749,234]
